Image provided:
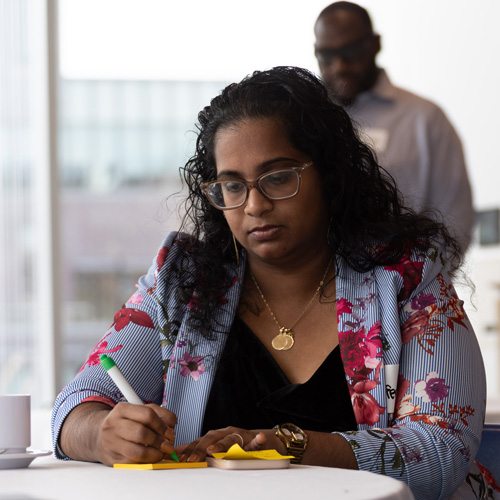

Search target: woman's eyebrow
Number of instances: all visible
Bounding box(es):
[216,169,242,179]
[216,157,300,178]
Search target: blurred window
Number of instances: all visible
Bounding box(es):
[58,79,226,382]
[0,0,57,407]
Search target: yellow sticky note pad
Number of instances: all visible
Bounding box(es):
[114,460,207,470]
[211,444,294,460]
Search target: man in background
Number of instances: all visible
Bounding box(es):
[314,1,474,254]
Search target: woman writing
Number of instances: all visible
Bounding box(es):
[52,66,496,499]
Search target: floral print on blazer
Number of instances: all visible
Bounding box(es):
[52,232,499,500]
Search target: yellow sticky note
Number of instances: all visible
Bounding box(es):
[114,460,207,470]
[211,444,294,460]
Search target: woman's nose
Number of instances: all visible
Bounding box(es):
[244,186,273,216]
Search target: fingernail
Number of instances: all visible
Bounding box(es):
[160,441,172,453]
[165,429,175,440]
[187,454,199,462]
[178,454,187,462]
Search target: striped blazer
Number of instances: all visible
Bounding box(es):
[52,231,497,500]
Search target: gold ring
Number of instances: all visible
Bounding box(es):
[231,433,244,446]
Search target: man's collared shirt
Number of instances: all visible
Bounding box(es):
[346,69,473,253]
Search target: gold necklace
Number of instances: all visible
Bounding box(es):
[250,256,333,351]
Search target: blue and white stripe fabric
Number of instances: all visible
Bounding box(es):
[51,231,496,500]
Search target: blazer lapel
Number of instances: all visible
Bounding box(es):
[336,257,390,429]
[163,256,245,445]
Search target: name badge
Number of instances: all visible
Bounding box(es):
[361,127,389,154]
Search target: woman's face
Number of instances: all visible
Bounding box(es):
[213,117,331,267]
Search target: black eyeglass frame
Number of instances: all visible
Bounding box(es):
[201,161,313,211]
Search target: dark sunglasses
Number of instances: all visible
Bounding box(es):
[315,36,374,64]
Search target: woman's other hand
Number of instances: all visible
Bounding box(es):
[175,427,286,462]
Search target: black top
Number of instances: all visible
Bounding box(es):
[202,316,357,434]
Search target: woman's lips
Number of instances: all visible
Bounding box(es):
[249,225,282,241]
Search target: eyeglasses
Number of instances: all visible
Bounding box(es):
[202,161,313,210]
[315,36,373,65]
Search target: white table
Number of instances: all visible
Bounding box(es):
[0,455,414,500]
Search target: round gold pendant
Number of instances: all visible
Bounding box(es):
[271,328,294,351]
[272,334,288,350]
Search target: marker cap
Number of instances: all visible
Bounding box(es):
[100,354,116,371]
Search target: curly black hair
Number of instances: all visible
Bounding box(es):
[174,66,461,332]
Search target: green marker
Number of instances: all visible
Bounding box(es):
[100,354,179,462]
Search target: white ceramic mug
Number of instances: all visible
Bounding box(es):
[0,394,31,454]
